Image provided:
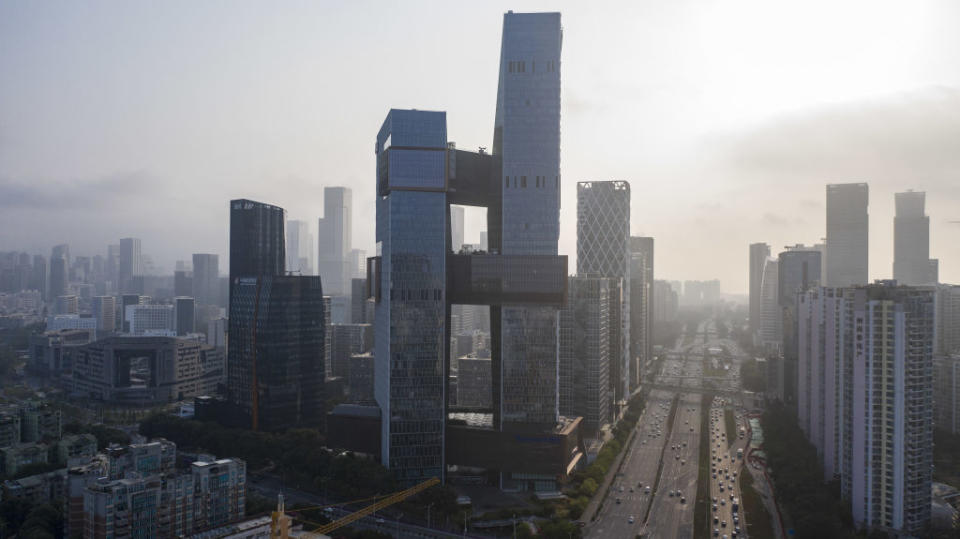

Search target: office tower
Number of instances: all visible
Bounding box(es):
[749,242,771,338]
[229,201,285,286]
[350,249,367,279]
[323,296,332,378]
[56,295,79,315]
[825,183,868,287]
[893,191,937,285]
[174,270,193,297]
[51,244,70,265]
[118,238,142,293]
[457,356,493,408]
[191,254,220,307]
[207,317,227,348]
[652,280,678,324]
[329,323,373,378]
[758,258,781,349]
[577,181,630,405]
[372,13,567,488]
[229,275,325,431]
[229,200,324,431]
[451,205,465,253]
[778,245,822,406]
[934,354,960,434]
[125,304,174,335]
[374,109,449,484]
[351,278,367,323]
[174,297,195,336]
[29,254,46,300]
[629,236,653,387]
[286,219,315,275]
[318,187,352,296]
[559,276,611,434]
[349,352,375,403]
[935,285,960,356]
[92,296,116,332]
[49,254,68,302]
[119,294,145,332]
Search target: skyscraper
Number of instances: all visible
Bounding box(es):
[228,200,323,431]
[318,187,352,296]
[372,12,567,489]
[192,254,220,307]
[825,183,868,287]
[893,190,937,285]
[749,242,770,339]
[174,297,195,336]
[49,254,68,302]
[450,205,465,253]
[576,181,630,403]
[118,238,142,294]
[559,276,611,434]
[758,258,781,350]
[92,295,116,332]
[286,219,314,276]
[629,236,653,388]
[30,254,47,300]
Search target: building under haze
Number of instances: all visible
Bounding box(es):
[192,253,220,307]
[118,238,142,294]
[798,282,933,535]
[367,12,575,489]
[825,183,868,287]
[317,187,352,296]
[560,276,612,434]
[629,236,653,387]
[749,242,770,340]
[893,190,938,285]
[286,219,315,276]
[577,181,630,401]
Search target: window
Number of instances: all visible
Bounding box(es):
[505,176,509,188]
[509,62,514,73]
[521,176,527,188]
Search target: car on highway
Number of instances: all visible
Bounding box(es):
[628,516,635,524]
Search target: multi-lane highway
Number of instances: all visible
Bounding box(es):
[587,390,674,538]
[706,396,750,538]
[640,393,701,539]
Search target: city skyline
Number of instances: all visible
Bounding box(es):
[2,1,959,291]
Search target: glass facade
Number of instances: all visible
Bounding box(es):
[376,110,447,485]
[228,199,286,284]
[494,12,563,430]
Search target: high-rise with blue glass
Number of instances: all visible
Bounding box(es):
[372,12,570,488]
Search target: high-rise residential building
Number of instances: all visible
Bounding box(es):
[749,242,771,339]
[758,258,781,350]
[118,238,142,294]
[286,219,315,276]
[577,181,630,404]
[192,253,220,306]
[51,244,70,266]
[92,296,116,332]
[350,249,367,280]
[935,284,960,356]
[450,205,465,253]
[893,191,937,285]
[825,183,868,287]
[174,296,195,336]
[934,354,960,435]
[30,254,46,299]
[228,200,324,431]
[190,457,247,530]
[798,282,933,534]
[318,187,352,296]
[652,280,678,324]
[559,276,611,434]
[629,236,653,387]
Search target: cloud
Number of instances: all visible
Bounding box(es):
[718,86,960,195]
[0,171,154,209]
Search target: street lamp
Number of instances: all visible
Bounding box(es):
[426,502,435,529]
[396,514,403,538]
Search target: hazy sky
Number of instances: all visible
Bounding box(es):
[2,0,959,293]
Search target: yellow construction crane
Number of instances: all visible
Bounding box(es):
[271,477,440,538]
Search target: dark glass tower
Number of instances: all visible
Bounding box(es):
[228,199,324,431]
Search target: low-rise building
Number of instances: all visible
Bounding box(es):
[1,442,49,476]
